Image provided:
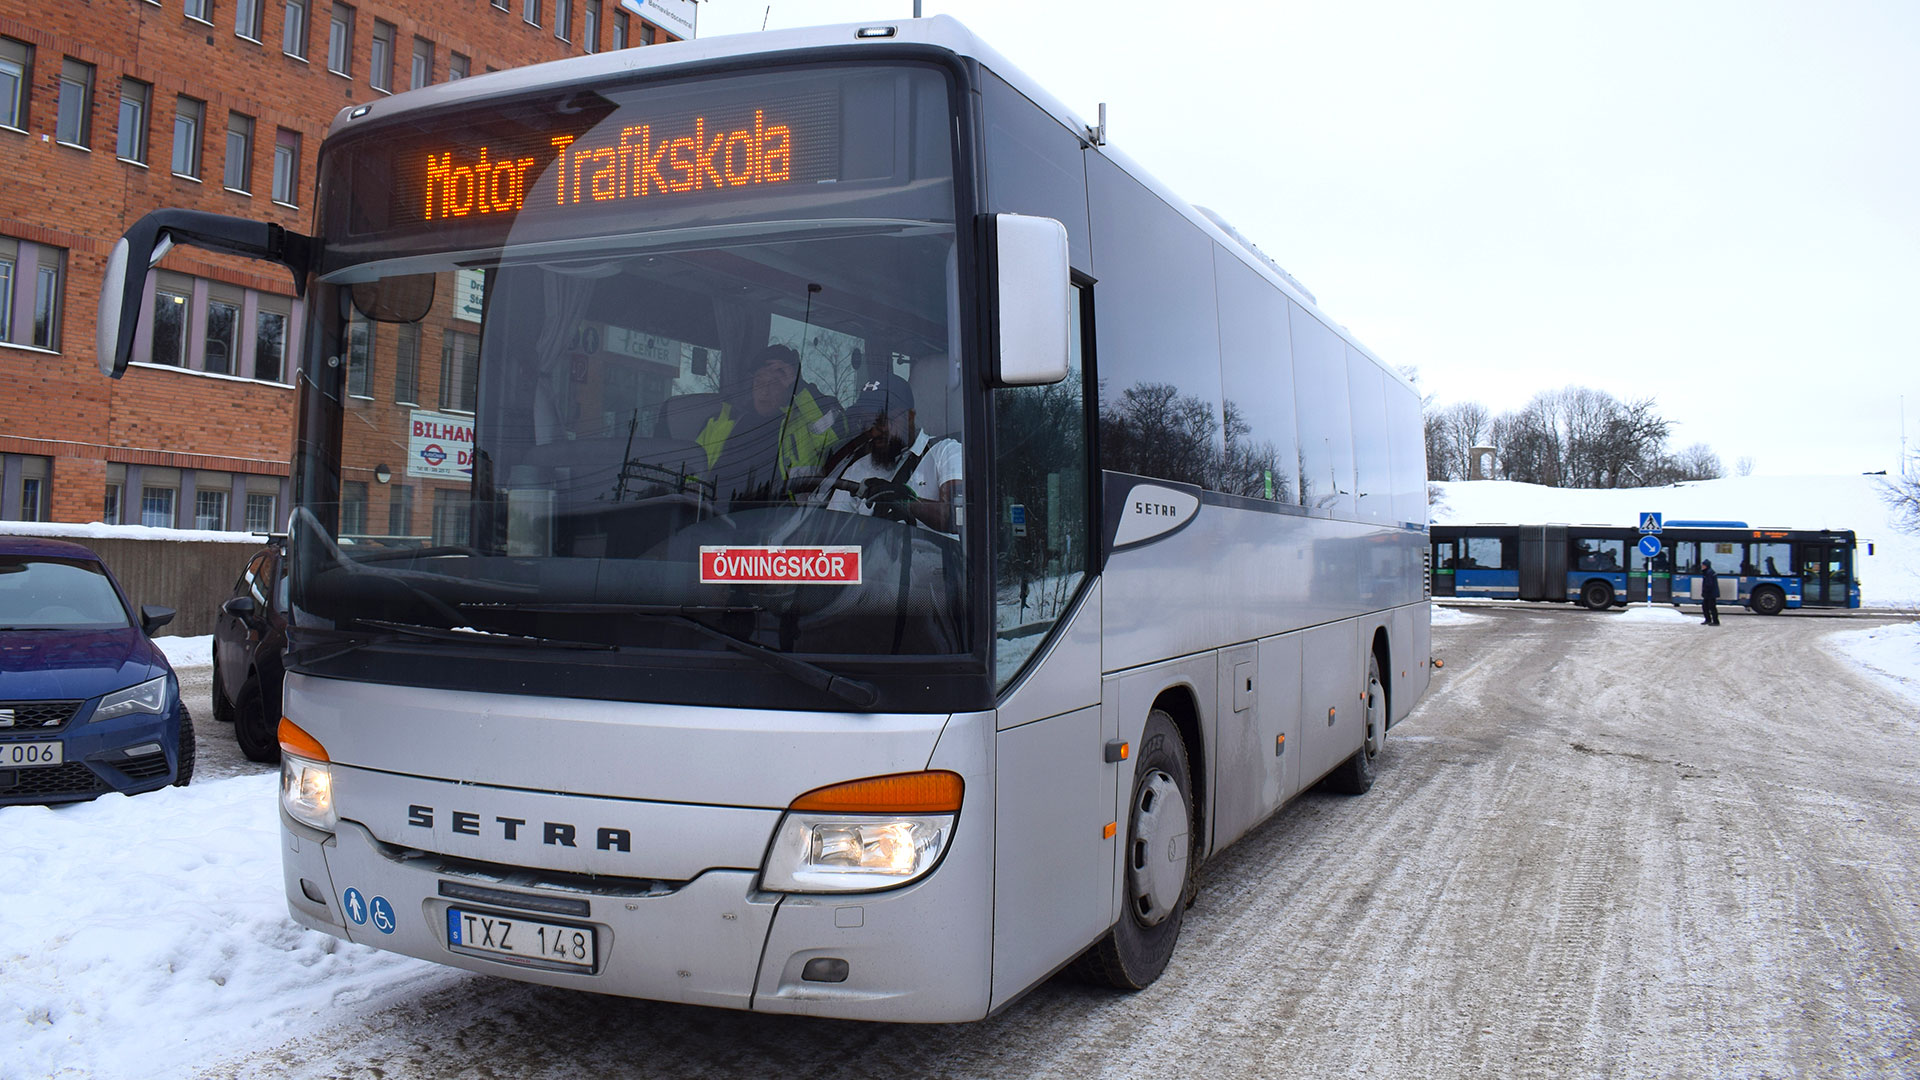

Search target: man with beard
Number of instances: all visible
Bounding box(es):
[823,373,961,533]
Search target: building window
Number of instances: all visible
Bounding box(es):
[448,52,468,80]
[205,297,239,374]
[347,311,372,396]
[32,259,61,351]
[394,322,420,404]
[611,9,626,49]
[327,3,354,75]
[272,127,300,204]
[104,484,122,525]
[441,329,478,412]
[224,112,254,192]
[141,486,176,528]
[236,0,263,41]
[18,477,43,522]
[172,96,203,178]
[341,481,368,535]
[56,59,94,147]
[523,0,541,27]
[410,37,432,89]
[0,237,64,351]
[151,281,190,365]
[370,19,394,92]
[0,38,30,131]
[640,22,655,45]
[555,0,571,41]
[492,0,508,9]
[387,483,413,536]
[116,78,150,164]
[255,305,287,382]
[245,492,278,532]
[195,488,229,530]
[186,0,212,23]
[584,1,600,52]
[283,0,309,57]
[432,488,470,547]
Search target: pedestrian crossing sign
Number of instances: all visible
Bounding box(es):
[1639,512,1662,534]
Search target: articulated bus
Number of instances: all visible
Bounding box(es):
[96,18,1430,1021]
[1430,522,1864,614]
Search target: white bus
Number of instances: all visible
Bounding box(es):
[96,17,1431,1022]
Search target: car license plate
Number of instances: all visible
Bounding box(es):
[446,907,596,970]
[0,741,62,767]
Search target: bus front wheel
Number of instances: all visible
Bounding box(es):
[1750,585,1786,616]
[1581,580,1615,611]
[1078,710,1193,991]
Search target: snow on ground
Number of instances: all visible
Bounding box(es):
[1820,621,1920,711]
[4,472,1915,1077]
[0,777,457,1080]
[1433,473,1920,608]
[0,520,265,545]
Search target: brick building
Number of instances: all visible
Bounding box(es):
[0,0,685,530]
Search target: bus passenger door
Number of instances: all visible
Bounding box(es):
[1430,540,1456,597]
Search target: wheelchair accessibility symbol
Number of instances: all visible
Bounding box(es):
[369,895,397,935]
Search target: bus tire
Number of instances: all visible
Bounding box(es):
[1077,710,1193,991]
[1580,580,1614,611]
[1750,585,1786,616]
[1325,654,1385,795]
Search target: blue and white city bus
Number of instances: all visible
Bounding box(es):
[96,18,1430,1021]
[1431,522,1864,614]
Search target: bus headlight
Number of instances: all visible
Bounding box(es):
[763,814,952,892]
[278,719,337,831]
[760,771,963,894]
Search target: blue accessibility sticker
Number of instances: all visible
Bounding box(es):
[342,887,368,925]
[369,895,398,935]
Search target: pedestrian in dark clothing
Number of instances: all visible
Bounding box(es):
[1700,560,1721,625]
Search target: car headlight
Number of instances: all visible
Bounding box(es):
[760,771,962,894]
[93,675,171,722]
[279,719,336,831]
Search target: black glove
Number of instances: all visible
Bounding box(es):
[859,478,917,523]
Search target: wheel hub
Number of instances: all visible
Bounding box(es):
[1128,769,1188,926]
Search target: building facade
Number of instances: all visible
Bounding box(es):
[0,0,682,530]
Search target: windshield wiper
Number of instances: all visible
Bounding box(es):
[474,602,881,709]
[356,618,615,651]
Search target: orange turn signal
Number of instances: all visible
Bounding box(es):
[278,718,330,762]
[790,770,964,814]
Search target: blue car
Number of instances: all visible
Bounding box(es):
[0,536,195,804]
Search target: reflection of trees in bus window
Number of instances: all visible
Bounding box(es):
[1215,246,1297,502]
[1098,381,1220,489]
[1290,302,1353,513]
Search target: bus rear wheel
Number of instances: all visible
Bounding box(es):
[1077,710,1193,991]
[1581,580,1615,611]
[1750,585,1786,616]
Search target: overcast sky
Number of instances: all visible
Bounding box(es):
[692,1,1919,476]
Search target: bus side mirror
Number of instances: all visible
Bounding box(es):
[989,213,1070,387]
[97,209,312,378]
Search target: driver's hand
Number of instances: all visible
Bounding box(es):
[859,479,917,522]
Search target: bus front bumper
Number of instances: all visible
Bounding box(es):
[281,809,996,1022]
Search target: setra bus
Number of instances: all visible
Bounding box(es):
[1430,522,1864,614]
[95,17,1431,1021]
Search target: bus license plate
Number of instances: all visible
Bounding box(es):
[1,741,63,767]
[447,907,596,970]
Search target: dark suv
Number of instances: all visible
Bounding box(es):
[212,539,287,763]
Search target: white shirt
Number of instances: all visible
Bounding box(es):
[826,429,962,525]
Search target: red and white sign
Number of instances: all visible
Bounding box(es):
[700,546,862,585]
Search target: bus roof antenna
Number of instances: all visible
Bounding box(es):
[1088,103,1107,147]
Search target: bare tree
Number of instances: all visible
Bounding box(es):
[1673,442,1724,481]
[1881,452,1920,533]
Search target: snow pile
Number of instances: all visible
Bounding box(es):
[0,519,265,545]
[1434,473,1919,607]
[1820,622,1920,707]
[153,634,213,668]
[1429,605,1487,626]
[1611,603,1696,623]
[0,777,452,1080]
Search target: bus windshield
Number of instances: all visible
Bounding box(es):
[294,63,970,664]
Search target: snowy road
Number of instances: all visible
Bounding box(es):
[198,606,1920,1078]
[10,606,1919,1078]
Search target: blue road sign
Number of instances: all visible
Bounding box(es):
[1638,534,1663,559]
[1639,512,1663,534]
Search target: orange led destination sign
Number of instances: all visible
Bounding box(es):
[421,110,795,221]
